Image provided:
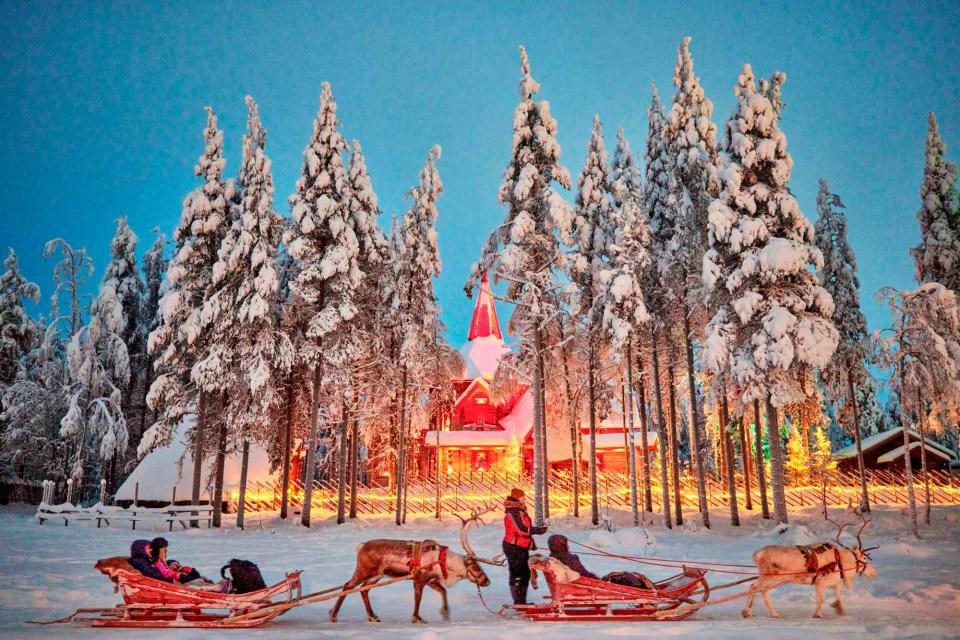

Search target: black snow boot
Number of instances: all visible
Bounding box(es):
[510,583,527,605]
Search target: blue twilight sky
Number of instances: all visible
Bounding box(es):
[1,1,958,346]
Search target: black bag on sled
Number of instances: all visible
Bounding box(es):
[221,559,266,594]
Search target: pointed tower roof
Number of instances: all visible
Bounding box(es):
[468,273,503,340]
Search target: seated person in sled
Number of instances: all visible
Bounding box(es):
[547,534,655,589]
[128,538,229,592]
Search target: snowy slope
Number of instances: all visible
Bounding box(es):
[1,504,958,639]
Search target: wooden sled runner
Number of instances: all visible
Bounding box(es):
[502,565,710,622]
[40,569,304,628]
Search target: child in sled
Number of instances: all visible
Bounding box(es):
[547,534,656,589]
[146,537,230,592]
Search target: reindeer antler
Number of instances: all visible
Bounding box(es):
[853,508,875,552]
[456,502,505,566]
[824,512,853,546]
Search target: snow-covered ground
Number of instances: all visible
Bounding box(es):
[1,503,958,639]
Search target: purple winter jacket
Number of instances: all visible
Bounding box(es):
[129,539,169,582]
[548,535,598,580]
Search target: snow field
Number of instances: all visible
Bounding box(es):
[1,503,958,639]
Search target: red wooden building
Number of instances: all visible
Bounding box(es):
[420,274,657,475]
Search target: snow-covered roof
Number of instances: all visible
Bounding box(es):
[833,427,956,461]
[876,441,956,465]
[116,418,278,502]
[459,335,511,379]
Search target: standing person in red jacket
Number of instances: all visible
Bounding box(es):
[502,488,547,604]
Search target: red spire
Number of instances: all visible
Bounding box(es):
[468,273,503,341]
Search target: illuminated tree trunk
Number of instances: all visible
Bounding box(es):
[539,352,550,518]
[754,399,770,518]
[395,365,408,526]
[588,334,599,526]
[847,371,869,513]
[898,366,919,537]
[667,363,682,526]
[532,329,546,527]
[560,328,579,517]
[649,325,672,528]
[766,397,788,524]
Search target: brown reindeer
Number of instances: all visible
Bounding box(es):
[328,504,503,624]
[743,510,878,619]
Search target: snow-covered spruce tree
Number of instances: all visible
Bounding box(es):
[60,267,133,491]
[598,126,651,526]
[0,316,69,481]
[97,218,145,466]
[876,284,960,536]
[285,83,365,527]
[193,96,291,529]
[0,249,40,385]
[814,177,875,511]
[569,114,618,525]
[663,37,718,529]
[388,146,444,525]
[467,46,573,526]
[132,230,166,454]
[703,66,838,524]
[146,107,229,523]
[643,83,675,528]
[910,113,960,293]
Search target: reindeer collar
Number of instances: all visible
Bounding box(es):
[406,542,448,580]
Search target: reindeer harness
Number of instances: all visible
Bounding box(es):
[795,543,845,584]
[405,541,449,580]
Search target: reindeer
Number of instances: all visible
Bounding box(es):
[328,503,503,624]
[743,510,878,619]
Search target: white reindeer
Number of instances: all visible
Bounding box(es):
[743,510,878,619]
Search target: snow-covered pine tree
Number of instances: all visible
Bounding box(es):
[43,239,94,340]
[703,66,838,524]
[193,96,291,528]
[285,83,363,527]
[388,145,444,525]
[133,230,166,454]
[0,250,40,385]
[910,113,960,293]
[664,37,718,529]
[813,177,875,511]
[146,107,229,523]
[643,83,675,528]
[876,284,960,535]
[467,46,573,526]
[569,114,618,525]
[599,126,651,526]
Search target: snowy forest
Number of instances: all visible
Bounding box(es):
[2,38,959,539]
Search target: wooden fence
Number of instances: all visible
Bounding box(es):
[262,467,960,517]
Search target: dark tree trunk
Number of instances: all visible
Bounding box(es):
[682,309,710,529]
[560,329,579,517]
[765,397,788,524]
[847,371,870,513]
[721,386,739,526]
[236,437,250,530]
[649,326,672,529]
[336,399,349,525]
[190,390,208,528]
[300,364,322,527]
[349,415,359,519]
[211,411,227,528]
[916,390,931,526]
[395,365,408,526]
[532,329,546,527]
[539,350,550,518]
[280,376,294,519]
[625,342,639,526]
[588,336,599,526]
[635,350,653,513]
[738,407,753,510]
[754,399,770,519]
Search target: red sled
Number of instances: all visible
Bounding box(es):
[44,568,304,628]
[502,565,710,621]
